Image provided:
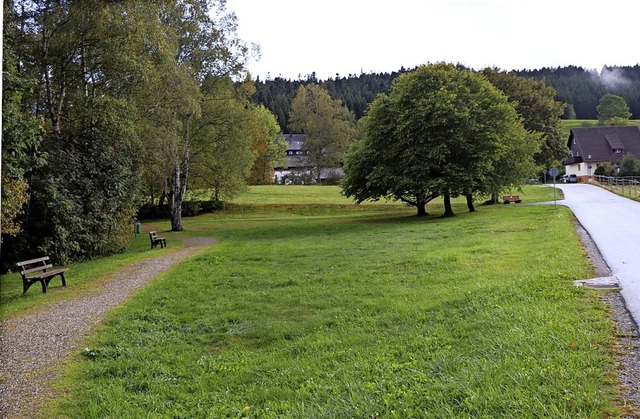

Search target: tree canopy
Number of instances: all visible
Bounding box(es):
[1,0,272,267]
[288,84,356,182]
[342,64,536,216]
[481,69,566,169]
[597,93,632,126]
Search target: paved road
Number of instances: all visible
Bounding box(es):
[554,183,640,326]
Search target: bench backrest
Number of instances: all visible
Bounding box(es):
[149,231,158,240]
[16,256,53,275]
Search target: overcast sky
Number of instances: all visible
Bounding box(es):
[225,0,639,81]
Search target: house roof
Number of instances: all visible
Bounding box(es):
[566,126,640,165]
[275,133,308,169]
[283,133,306,150]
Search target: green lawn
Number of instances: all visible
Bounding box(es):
[560,119,640,137]
[40,186,628,417]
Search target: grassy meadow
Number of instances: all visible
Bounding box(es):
[20,186,629,417]
[560,119,640,137]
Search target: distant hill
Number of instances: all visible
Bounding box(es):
[252,65,640,132]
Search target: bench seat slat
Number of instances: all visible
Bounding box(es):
[25,268,68,280]
[21,264,54,275]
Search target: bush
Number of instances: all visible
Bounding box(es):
[619,154,640,176]
[278,171,315,185]
[137,200,224,220]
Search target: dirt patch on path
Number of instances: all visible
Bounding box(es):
[0,239,216,418]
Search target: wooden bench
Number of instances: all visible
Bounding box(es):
[503,195,522,204]
[16,256,68,294]
[149,231,167,249]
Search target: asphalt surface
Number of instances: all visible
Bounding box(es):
[554,183,640,326]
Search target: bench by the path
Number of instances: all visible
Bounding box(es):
[16,256,68,294]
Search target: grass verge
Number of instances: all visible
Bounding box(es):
[45,185,627,417]
[0,222,189,321]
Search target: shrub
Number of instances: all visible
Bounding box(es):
[137,200,224,220]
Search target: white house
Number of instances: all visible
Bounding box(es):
[564,126,640,181]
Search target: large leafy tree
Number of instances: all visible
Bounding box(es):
[4,0,167,263]
[288,84,356,182]
[481,68,567,170]
[247,105,287,185]
[188,77,278,200]
[157,0,252,231]
[1,6,45,239]
[597,93,632,126]
[342,63,535,217]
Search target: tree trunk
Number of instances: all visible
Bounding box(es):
[159,176,169,207]
[466,194,476,212]
[214,178,221,202]
[416,201,428,216]
[442,191,455,217]
[170,114,192,231]
[171,163,183,231]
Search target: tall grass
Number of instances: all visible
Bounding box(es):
[47,186,626,417]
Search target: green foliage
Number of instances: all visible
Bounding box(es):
[253,66,640,131]
[619,153,640,176]
[517,66,640,119]
[247,104,286,185]
[49,187,621,417]
[288,84,356,182]
[2,0,256,258]
[1,23,46,238]
[343,64,536,216]
[26,100,143,263]
[482,69,567,168]
[597,93,632,125]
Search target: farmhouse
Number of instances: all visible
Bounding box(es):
[274,133,344,183]
[564,126,640,181]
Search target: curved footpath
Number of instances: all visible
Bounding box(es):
[0,238,216,419]
[554,184,640,327]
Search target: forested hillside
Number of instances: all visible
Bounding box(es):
[515,66,640,119]
[253,65,640,131]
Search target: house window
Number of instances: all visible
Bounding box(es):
[578,164,581,171]
[614,148,622,153]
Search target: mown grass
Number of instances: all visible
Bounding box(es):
[560,119,640,137]
[0,222,190,321]
[45,185,628,418]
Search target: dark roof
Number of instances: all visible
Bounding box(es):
[276,133,308,169]
[566,126,640,164]
[282,133,306,150]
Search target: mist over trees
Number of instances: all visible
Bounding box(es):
[3,0,637,272]
[253,65,640,132]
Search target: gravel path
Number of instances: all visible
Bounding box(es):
[1,226,638,417]
[0,238,216,418]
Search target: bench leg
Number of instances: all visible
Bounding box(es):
[45,273,67,289]
[22,278,47,294]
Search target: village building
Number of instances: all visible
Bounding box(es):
[564,126,640,182]
[274,133,344,183]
